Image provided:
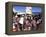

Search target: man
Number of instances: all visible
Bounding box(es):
[31,17,37,30]
[13,15,20,32]
[19,16,24,31]
[24,16,32,31]
[37,18,42,30]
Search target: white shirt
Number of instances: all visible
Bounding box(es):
[19,17,24,24]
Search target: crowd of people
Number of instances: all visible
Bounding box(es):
[12,13,42,32]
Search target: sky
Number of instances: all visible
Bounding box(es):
[13,5,26,12]
[13,5,42,14]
